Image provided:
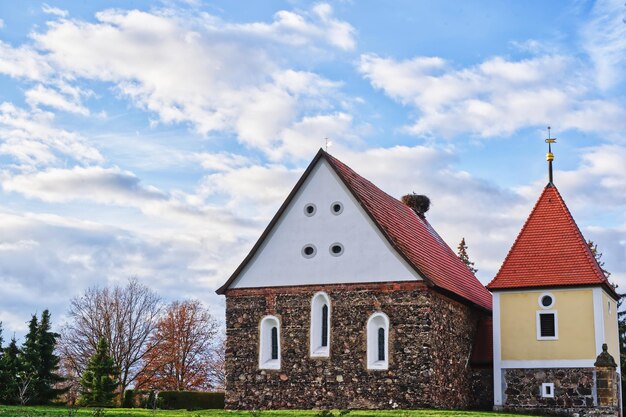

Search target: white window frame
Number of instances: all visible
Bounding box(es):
[541,382,555,398]
[538,292,555,309]
[310,292,331,357]
[259,315,281,369]
[536,310,558,340]
[367,312,389,370]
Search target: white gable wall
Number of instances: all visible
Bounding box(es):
[231,159,421,289]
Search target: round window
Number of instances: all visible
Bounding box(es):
[302,244,317,258]
[329,243,344,257]
[539,293,554,309]
[304,203,316,217]
[331,201,343,215]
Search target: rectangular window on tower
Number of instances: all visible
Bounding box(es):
[536,311,558,340]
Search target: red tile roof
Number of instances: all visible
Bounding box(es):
[487,184,618,299]
[324,152,492,311]
[218,149,492,311]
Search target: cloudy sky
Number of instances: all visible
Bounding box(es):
[1,0,626,339]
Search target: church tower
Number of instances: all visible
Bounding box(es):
[488,132,621,415]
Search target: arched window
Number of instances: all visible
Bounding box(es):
[259,316,281,369]
[367,312,389,370]
[310,292,331,357]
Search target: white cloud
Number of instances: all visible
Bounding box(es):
[2,166,166,205]
[0,208,240,339]
[0,239,39,251]
[0,41,52,81]
[0,102,102,167]
[26,84,90,115]
[358,53,626,138]
[42,3,69,18]
[581,0,626,90]
[18,6,352,159]
[195,152,252,172]
[200,164,302,219]
[228,3,355,51]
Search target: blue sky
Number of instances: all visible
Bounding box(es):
[1,0,625,339]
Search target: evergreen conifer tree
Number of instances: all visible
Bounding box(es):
[3,337,22,404]
[457,237,478,274]
[79,338,119,407]
[35,310,65,403]
[0,323,7,403]
[19,315,40,404]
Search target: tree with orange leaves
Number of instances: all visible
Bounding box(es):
[135,300,220,391]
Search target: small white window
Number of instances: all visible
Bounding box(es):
[330,201,343,215]
[536,310,558,340]
[367,312,389,370]
[608,301,612,313]
[541,382,555,398]
[302,244,317,259]
[259,316,281,369]
[310,292,330,357]
[329,243,344,257]
[538,293,554,309]
[304,203,316,217]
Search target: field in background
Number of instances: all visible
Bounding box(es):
[0,406,535,417]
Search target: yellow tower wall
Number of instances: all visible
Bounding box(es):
[500,289,596,361]
[602,289,620,360]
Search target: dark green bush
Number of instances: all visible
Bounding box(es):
[122,390,135,408]
[158,391,225,410]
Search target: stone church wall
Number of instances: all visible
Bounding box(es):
[502,367,618,417]
[224,281,490,410]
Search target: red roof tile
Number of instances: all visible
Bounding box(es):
[218,149,493,311]
[487,185,618,299]
[325,153,492,311]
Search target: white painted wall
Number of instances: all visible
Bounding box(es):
[231,159,421,288]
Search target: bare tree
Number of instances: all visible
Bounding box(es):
[59,278,162,397]
[16,371,34,405]
[207,334,225,390]
[135,300,219,391]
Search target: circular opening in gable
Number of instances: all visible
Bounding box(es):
[329,243,344,257]
[539,294,554,309]
[331,201,343,215]
[302,244,317,258]
[304,204,316,217]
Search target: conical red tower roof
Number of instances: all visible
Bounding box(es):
[487,184,618,299]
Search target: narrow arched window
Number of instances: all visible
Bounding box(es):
[259,316,280,369]
[310,292,331,357]
[271,326,278,360]
[378,327,385,361]
[321,304,329,347]
[367,312,389,370]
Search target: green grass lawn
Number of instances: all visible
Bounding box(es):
[0,406,534,417]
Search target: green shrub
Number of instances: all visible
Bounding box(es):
[158,391,225,410]
[122,390,135,408]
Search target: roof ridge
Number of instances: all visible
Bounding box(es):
[325,151,492,311]
[488,183,618,299]
[551,186,611,286]
[487,184,550,288]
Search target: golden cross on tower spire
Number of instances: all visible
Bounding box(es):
[545,126,556,185]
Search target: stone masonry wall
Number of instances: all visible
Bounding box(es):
[503,367,611,416]
[224,282,489,410]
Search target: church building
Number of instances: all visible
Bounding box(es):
[217,141,621,416]
[488,139,622,415]
[217,149,493,410]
